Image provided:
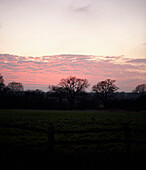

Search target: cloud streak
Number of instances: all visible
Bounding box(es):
[73,5,91,12]
[126,59,146,63]
[0,54,146,92]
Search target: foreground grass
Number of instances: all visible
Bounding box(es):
[0,109,146,153]
[0,109,146,170]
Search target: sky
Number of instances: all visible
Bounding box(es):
[0,0,146,91]
[0,54,146,92]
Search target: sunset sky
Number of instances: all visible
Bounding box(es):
[0,0,146,91]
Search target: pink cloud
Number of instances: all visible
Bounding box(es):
[0,54,146,92]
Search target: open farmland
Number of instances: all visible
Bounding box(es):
[0,109,146,169]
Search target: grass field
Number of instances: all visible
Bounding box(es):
[0,109,146,151]
[0,109,146,169]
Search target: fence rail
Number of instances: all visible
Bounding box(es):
[47,123,146,154]
[54,128,123,134]
[0,124,48,133]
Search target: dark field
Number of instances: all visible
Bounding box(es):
[0,109,146,169]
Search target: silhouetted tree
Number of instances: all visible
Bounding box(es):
[54,76,90,108]
[48,85,66,106]
[0,73,5,91]
[7,82,24,91]
[34,89,44,95]
[92,79,119,107]
[133,84,146,94]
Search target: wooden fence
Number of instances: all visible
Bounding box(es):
[0,123,146,154]
[47,123,146,154]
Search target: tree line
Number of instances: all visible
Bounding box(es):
[0,73,146,110]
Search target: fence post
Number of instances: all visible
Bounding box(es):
[48,123,54,151]
[124,123,131,155]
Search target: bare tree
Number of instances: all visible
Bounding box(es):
[48,85,65,106]
[50,76,90,108]
[34,89,44,95]
[92,79,119,107]
[133,84,146,93]
[7,82,24,91]
[0,73,5,91]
